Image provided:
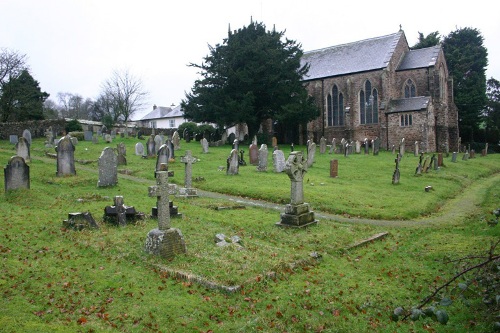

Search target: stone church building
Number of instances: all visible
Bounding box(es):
[301,29,459,152]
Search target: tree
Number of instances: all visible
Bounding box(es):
[412,31,440,49]
[0,69,49,122]
[99,69,149,123]
[484,77,500,144]
[182,20,319,141]
[443,27,488,142]
[0,48,28,90]
[43,99,60,119]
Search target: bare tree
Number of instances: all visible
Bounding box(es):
[0,48,28,88]
[99,69,148,123]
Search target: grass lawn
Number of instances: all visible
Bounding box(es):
[0,136,499,332]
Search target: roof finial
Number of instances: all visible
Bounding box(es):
[399,24,402,31]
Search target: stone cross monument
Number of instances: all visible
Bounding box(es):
[276,151,318,228]
[178,150,198,198]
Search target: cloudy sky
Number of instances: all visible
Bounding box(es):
[2,0,499,120]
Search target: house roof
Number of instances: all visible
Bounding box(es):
[301,31,404,81]
[140,105,184,120]
[386,96,430,113]
[397,45,440,71]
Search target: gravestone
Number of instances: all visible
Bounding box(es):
[330,159,338,178]
[276,151,318,228]
[373,137,380,155]
[391,145,396,154]
[84,131,93,141]
[9,135,18,144]
[239,149,246,166]
[56,135,76,176]
[227,133,235,145]
[154,135,163,154]
[415,153,424,175]
[249,143,259,165]
[4,156,30,192]
[63,212,99,230]
[355,141,361,154]
[414,141,419,157]
[226,149,239,175]
[428,154,436,172]
[319,137,327,154]
[110,130,116,138]
[117,142,126,156]
[392,157,400,185]
[178,150,198,197]
[201,138,209,153]
[97,147,118,187]
[364,138,369,154]
[451,152,458,163]
[104,196,142,226]
[166,140,175,159]
[257,144,268,172]
[135,142,144,156]
[399,138,405,157]
[144,169,187,260]
[15,137,30,163]
[92,134,99,144]
[462,151,469,161]
[156,144,171,175]
[437,153,443,167]
[484,143,489,156]
[146,135,156,158]
[470,150,476,158]
[45,128,54,146]
[272,149,286,173]
[422,156,430,172]
[70,137,79,146]
[232,139,239,151]
[22,129,32,145]
[172,131,180,150]
[307,142,316,167]
[329,139,336,154]
[344,143,350,157]
[105,134,112,143]
[272,136,278,148]
[340,138,346,155]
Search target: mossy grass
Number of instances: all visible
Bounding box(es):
[0,137,498,332]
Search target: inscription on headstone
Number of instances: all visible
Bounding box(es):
[4,156,30,192]
[97,147,118,187]
[56,136,76,176]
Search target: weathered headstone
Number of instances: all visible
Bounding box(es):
[415,153,424,175]
[249,143,259,165]
[272,136,278,148]
[373,137,380,155]
[104,196,142,226]
[110,130,116,138]
[22,129,32,145]
[178,150,198,197]
[399,138,405,157]
[9,135,18,144]
[154,135,163,154]
[451,152,458,163]
[462,151,469,161]
[156,144,171,175]
[201,138,209,154]
[307,142,316,167]
[105,134,112,143]
[319,137,327,154]
[330,159,338,178]
[97,147,118,187]
[257,144,268,172]
[344,143,350,157]
[232,139,239,151]
[392,157,400,184]
[84,131,93,141]
[166,139,175,160]
[226,149,239,175]
[146,135,156,158]
[135,142,144,156]
[117,142,126,156]
[364,138,369,154]
[276,151,318,228]
[355,140,361,154]
[63,212,99,230]
[172,131,180,150]
[4,156,29,192]
[144,169,187,260]
[15,137,30,163]
[437,153,443,167]
[422,156,430,172]
[92,133,99,144]
[56,135,76,176]
[272,149,286,173]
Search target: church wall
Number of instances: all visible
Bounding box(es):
[395,67,432,98]
[387,108,436,153]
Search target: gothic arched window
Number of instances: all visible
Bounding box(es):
[360,80,378,124]
[404,79,416,98]
[327,85,344,126]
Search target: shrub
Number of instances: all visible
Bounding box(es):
[65,119,82,132]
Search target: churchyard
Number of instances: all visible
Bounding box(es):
[1,133,499,332]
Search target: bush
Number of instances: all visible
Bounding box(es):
[65,119,82,133]
[69,131,84,141]
[178,122,198,139]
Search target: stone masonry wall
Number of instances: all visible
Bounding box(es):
[0,119,67,140]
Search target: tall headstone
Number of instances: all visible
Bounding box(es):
[272,149,286,173]
[399,138,405,157]
[307,142,316,167]
[117,142,126,156]
[15,137,30,163]
[22,129,32,145]
[226,149,239,175]
[56,135,76,176]
[373,137,380,155]
[249,143,259,165]
[392,157,400,185]
[166,139,175,159]
[257,144,268,172]
[414,141,419,157]
[172,131,180,150]
[146,135,156,158]
[330,159,338,178]
[135,142,144,156]
[144,169,187,260]
[276,151,318,228]
[97,147,118,187]
[355,140,361,154]
[178,150,198,197]
[201,138,209,153]
[92,133,99,144]
[319,137,327,154]
[272,137,278,148]
[4,156,30,192]
[364,138,369,154]
[415,153,424,175]
[451,152,458,163]
[84,131,93,141]
[437,153,443,167]
[156,144,171,175]
[232,139,239,151]
[154,135,163,154]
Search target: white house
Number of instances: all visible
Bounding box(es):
[138,104,186,129]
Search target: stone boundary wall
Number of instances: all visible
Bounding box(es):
[0,119,67,140]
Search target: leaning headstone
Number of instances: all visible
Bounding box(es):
[154,135,163,154]
[4,156,29,192]
[272,149,286,173]
[201,138,209,154]
[451,152,458,163]
[172,131,180,151]
[415,153,424,175]
[249,143,259,165]
[226,149,239,175]
[373,137,380,155]
[9,135,18,144]
[422,156,430,172]
[15,137,30,163]
[330,159,338,178]
[276,151,318,228]
[257,144,268,172]
[84,131,93,141]
[22,129,32,145]
[392,157,400,185]
[178,150,198,197]
[307,142,316,167]
[319,137,327,154]
[97,147,118,187]
[135,142,144,156]
[144,169,187,260]
[56,135,76,176]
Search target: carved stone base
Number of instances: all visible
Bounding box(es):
[152,201,182,218]
[276,203,318,228]
[144,228,187,260]
[177,187,198,198]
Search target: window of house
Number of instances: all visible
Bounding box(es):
[404,79,416,98]
[169,119,175,128]
[360,80,378,124]
[400,114,413,127]
[327,85,344,126]
[150,121,157,128]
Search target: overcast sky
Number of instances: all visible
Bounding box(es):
[2,0,499,120]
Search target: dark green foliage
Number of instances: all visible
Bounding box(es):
[443,27,488,142]
[412,31,441,49]
[65,119,82,133]
[0,69,49,122]
[101,113,114,128]
[485,78,500,144]
[177,121,198,138]
[182,20,319,141]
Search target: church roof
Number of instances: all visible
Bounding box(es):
[140,105,184,120]
[386,96,430,113]
[301,31,404,81]
[397,45,440,71]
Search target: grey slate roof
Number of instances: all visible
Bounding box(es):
[140,105,184,120]
[301,31,403,81]
[397,45,440,71]
[386,96,430,113]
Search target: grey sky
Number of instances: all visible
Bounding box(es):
[2,0,498,120]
